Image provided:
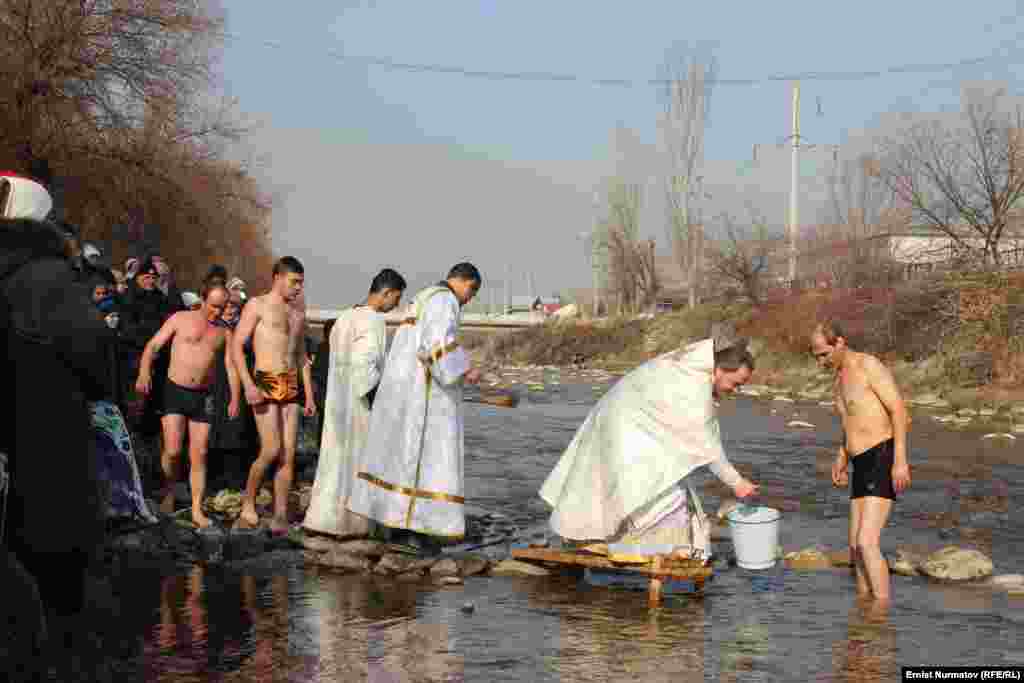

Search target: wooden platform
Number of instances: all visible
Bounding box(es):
[511,547,713,606]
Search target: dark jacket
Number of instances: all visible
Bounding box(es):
[118,279,181,353]
[0,218,116,614]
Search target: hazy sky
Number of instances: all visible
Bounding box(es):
[218,1,1024,306]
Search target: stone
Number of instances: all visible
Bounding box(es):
[889,547,928,576]
[787,420,815,429]
[395,570,427,583]
[783,548,833,571]
[452,553,490,577]
[373,554,438,576]
[312,549,373,573]
[428,558,460,578]
[225,530,268,561]
[300,534,338,553]
[333,539,391,557]
[461,602,475,614]
[986,574,1024,590]
[436,576,463,586]
[490,559,550,577]
[920,546,994,582]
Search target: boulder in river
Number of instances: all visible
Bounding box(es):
[429,558,460,578]
[783,548,833,571]
[920,546,993,582]
[306,549,373,574]
[374,554,437,576]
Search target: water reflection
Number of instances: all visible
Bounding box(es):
[97,387,1024,681]
[830,602,896,682]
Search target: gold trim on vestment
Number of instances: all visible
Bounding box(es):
[429,341,460,363]
[357,472,465,505]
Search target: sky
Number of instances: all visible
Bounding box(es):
[217,0,1024,307]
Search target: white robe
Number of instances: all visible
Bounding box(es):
[303,306,386,537]
[539,339,742,555]
[347,286,470,539]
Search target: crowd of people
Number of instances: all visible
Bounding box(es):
[0,172,319,678]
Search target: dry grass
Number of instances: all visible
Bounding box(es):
[482,272,1024,393]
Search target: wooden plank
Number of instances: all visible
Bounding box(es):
[511,547,713,580]
[648,556,664,607]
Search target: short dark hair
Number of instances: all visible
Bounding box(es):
[200,283,228,301]
[813,320,846,346]
[204,264,228,287]
[369,268,407,294]
[714,346,755,372]
[447,262,481,284]
[273,256,304,277]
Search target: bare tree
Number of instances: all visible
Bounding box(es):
[660,43,716,308]
[596,180,660,313]
[879,88,1024,267]
[706,208,772,304]
[800,154,899,286]
[0,1,275,288]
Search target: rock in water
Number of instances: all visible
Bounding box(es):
[490,559,550,577]
[333,539,391,557]
[783,548,833,570]
[452,553,490,577]
[429,558,460,578]
[787,420,815,429]
[300,534,338,553]
[309,549,373,574]
[373,554,438,576]
[920,546,994,581]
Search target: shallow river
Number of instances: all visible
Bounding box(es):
[99,380,1024,681]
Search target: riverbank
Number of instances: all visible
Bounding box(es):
[477,271,1024,419]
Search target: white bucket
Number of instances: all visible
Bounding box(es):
[726,505,780,570]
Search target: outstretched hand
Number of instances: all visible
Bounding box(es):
[733,478,759,499]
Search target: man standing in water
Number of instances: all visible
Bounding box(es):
[136,284,239,526]
[233,257,315,534]
[810,320,911,605]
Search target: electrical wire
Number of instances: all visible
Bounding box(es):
[220,31,1024,88]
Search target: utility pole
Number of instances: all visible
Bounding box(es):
[504,264,510,316]
[788,80,800,287]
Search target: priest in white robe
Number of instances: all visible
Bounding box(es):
[302,269,407,538]
[347,263,483,553]
[539,338,759,560]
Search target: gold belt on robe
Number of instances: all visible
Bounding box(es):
[356,472,465,505]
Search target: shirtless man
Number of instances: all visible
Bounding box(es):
[233,256,315,534]
[136,285,240,527]
[810,320,911,605]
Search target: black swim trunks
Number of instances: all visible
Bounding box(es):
[161,379,215,423]
[850,438,897,500]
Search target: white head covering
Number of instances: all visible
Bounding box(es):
[0,173,53,221]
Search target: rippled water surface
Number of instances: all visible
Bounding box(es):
[101,381,1024,681]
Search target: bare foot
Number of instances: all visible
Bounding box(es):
[191,510,213,529]
[233,511,260,530]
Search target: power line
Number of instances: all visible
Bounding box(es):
[221,31,1024,88]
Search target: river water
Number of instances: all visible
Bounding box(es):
[95,379,1024,682]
